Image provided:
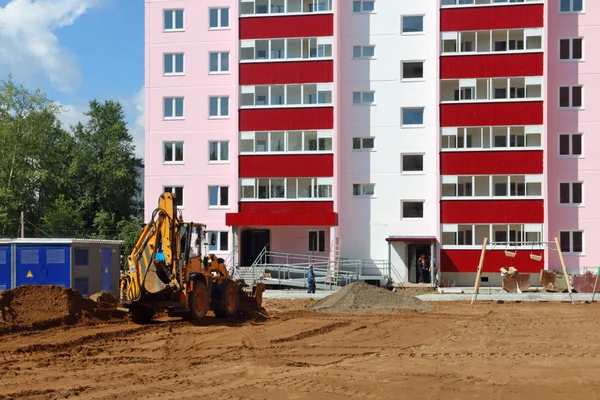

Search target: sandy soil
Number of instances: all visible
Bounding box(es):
[2,299,600,400]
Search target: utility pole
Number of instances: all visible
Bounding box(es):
[20,211,24,238]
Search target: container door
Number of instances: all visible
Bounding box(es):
[16,247,44,286]
[101,248,112,292]
[44,247,70,287]
[0,246,10,290]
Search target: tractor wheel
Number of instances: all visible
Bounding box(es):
[130,307,155,324]
[189,280,209,320]
[214,281,239,318]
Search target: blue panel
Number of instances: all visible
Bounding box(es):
[0,246,10,290]
[101,248,112,292]
[16,247,43,286]
[44,246,70,287]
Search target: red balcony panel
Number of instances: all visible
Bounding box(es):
[240,107,333,131]
[440,102,543,127]
[441,200,544,224]
[226,212,338,227]
[441,53,543,79]
[240,61,333,85]
[240,14,333,39]
[441,4,543,32]
[239,201,333,214]
[239,154,333,178]
[441,151,543,175]
[441,250,544,273]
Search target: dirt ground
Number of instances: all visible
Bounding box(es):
[2,298,600,400]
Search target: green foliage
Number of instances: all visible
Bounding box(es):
[0,77,144,245]
[117,218,144,261]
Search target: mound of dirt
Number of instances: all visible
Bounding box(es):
[0,285,125,334]
[90,291,119,306]
[309,283,433,314]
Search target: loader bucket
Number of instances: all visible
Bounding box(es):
[540,270,567,292]
[238,283,266,310]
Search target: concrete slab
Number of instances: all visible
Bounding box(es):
[261,289,337,300]
[417,293,594,302]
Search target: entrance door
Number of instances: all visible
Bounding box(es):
[407,244,431,284]
[240,230,270,267]
[101,248,112,291]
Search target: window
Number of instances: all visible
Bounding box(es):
[560,0,583,13]
[353,45,375,58]
[241,131,332,154]
[559,86,582,108]
[402,15,424,33]
[164,97,184,119]
[352,91,375,105]
[164,141,184,163]
[209,52,229,73]
[352,0,374,12]
[208,231,229,252]
[559,133,582,156]
[74,248,88,267]
[164,53,184,75]
[164,186,184,207]
[209,96,230,117]
[209,186,229,207]
[241,177,333,200]
[402,61,424,79]
[402,154,424,172]
[209,141,229,162]
[352,183,375,196]
[308,230,326,253]
[46,248,66,264]
[402,201,424,218]
[560,231,583,253]
[560,38,583,61]
[559,182,583,205]
[352,137,375,150]
[209,8,229,28]
[402,108,424,125]
[164,9,184,31]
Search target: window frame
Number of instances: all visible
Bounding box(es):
[209,7,230,29]
[401,107,425,127]
[307,230,326,253]
[163,97,184,120]
[74,248,89,267]
[164,9,184,32]
[401,153,425,174]
[401,60,425,81]
[558,133,583,158]
[209,51,230,74]
[163,53,185,76]
[402,200,425,219]
[559,37,583,61]
[558,182,584,206]
[352,183,375,197]
[208,141,230,163]
[208,231,229,252]
[352,0,375,13]
[401,15,424,34]
[352,91,375,105]
[352,137,375,151]
[559,85,583,109]
[163,186,184,208]
[559,0,584,13]
[209,96,230,118]
[163,141,184,164]
[352,45,375,59]
[559,230,584,254]
[208,186,230,208]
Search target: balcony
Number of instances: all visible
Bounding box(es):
[239,107,333,131]
[240,130,333,154]
[440,151,543,175]
[441,125,542,151]
[241,37,332,63]
[442,223,543,248]
[440,77,542,103]
[226,200,337,227]
[240,83,333,109]
[440,3,543,32]
[440,102,542,127]
[241,0,333,16]
[239,154,333,177]
[441,175,542,199]
[442,28,542,55]
[441,0,543,8]
[240,177,333,200]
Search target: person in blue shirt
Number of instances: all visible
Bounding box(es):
[307,265,316,294]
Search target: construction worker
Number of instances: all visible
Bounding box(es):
[307,265,316,294]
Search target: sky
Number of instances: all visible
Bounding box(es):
[0,0,145,157]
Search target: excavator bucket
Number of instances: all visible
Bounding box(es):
[143,262,168,294]
[540,270,567,292]
[237,283,266,310]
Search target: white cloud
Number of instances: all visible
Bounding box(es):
[56,101,89,128]
[123,85,145,159]
[0,0,105,92]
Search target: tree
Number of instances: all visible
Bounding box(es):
[117,218,144,261]
[40,195,85,238]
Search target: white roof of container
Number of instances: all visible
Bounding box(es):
[0,238,123,245]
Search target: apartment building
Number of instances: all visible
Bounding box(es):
[145,0,598,286]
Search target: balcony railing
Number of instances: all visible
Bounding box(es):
[441,174,542,199]
[240,130,333,154]
[241,0,333,16]
[442,223,543,248]
[441,125,542,151]
[241,37,332,63]
[441,0,543,8]
[240,83,333,108]
[442,28,542,55]
[241,177,333,201]
[440,77,542,103]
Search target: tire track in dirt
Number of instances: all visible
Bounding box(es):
[270,321,351,344]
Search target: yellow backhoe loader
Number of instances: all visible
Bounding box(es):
[119,192,265,323]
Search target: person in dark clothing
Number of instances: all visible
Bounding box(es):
[416,254,430,284]
[307,265,316,294]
